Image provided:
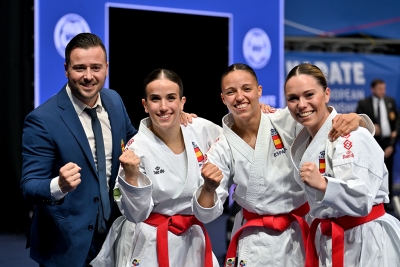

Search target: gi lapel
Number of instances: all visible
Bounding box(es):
[223,112,269,207]
[300,110,337,169]
[222,113,254,162]
[180,125,202,197]
[139,118,188,198]
[290,127,310,191]
[246,113,270,206]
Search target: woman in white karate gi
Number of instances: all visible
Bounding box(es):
[192,63,373,267]
[285,63,400,267]
[90,68,222,267]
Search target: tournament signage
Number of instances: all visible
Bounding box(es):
[35,0,283,107]
[285,52,400,113]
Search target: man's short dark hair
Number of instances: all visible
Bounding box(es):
[370,78,385,88]
[65,33,107,67]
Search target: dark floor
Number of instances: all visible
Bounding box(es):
[0,232,36,267]
[1,201,399,267]
[0,214,230,267]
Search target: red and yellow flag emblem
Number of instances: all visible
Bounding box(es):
[272,134,284,149]
[319,158,326,173]
[193,144,204,162]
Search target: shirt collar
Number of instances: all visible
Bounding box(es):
[66,84,103,115]
[372,95,381,104]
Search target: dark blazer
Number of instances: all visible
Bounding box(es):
[21,85,137,267]
[356,95,399,147]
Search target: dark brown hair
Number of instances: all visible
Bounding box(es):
[65,33,107,67]
[370,78,385,88]
[285,63,328,91]
[220,63,259,89]
[143,68,184,99]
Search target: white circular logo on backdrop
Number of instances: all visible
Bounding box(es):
[54,13,91,58]
[242,28,271,69]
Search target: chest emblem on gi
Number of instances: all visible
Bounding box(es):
[271,128,284,149]
[153,166,165,175]
[271,128,287,157]
[342,134,354,159]
[192,142,204,162]
[319,150,326,173]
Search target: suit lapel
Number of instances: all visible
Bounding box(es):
[57,87,126,191]
[367,97,376,119]
[365,97,380,124]
[384,97,393,111]
[57,86,97,175]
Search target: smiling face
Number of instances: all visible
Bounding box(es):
[64,46,108,107]
[220,69,262,122]
[142,78,186,133]
[285,74,330,137]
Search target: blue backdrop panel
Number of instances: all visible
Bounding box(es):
[285,51,400,185]
[35,0,283,108]
[285,0,400,38]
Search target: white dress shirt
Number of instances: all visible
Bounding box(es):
[373,96,391,137]
[50,85,113,200]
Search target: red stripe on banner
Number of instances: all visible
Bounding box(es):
[319,16,400,37]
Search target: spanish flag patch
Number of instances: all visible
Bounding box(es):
[272,133,284,149]
[193,142,204,162]
[319,158,326,173]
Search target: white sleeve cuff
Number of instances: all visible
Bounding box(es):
[50,177,67,201]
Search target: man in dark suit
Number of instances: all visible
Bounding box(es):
[21,33,137,267]
[356,78,400,209]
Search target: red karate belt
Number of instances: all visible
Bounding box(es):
[305,203,385,267]
[224,202,310,266]
[144,213,213,267]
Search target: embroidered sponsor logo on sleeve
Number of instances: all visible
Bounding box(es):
[124,138,134,151]
[132,259,140,266]
[342,134,354,159]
